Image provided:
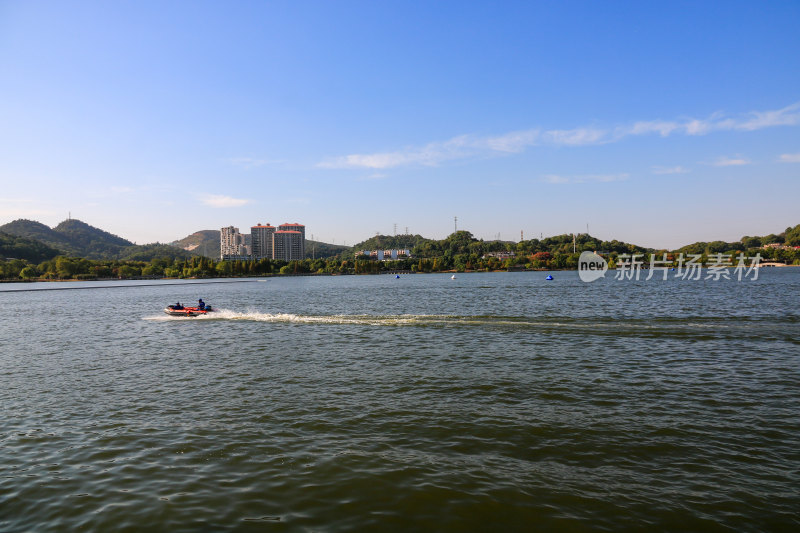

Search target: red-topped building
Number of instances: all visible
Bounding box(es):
[277,223,305,260]
[250,223,276,260]
[273,230,303,261]
[244,222,305,261]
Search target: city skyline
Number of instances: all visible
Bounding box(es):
[221,222,305,261]
[1,1,799,249]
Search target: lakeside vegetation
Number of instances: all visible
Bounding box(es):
[2,224,799,281]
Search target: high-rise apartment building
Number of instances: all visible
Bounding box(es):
[278,223,305,259]
[220,226,250,259]
[222,221,306,261]
[273,230,303,261]
[251,223,276,260]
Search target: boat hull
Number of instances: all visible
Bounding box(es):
[164,306,214,317]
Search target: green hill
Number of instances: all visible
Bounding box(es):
[171,230,220,257]
[0,218,133,258]
[347,231,649,259]
[676,223,800,255]
[351,234,434,254]
[305,239,348,259]
[0,218,190,261]
[117,243,192,262]
[0,231,62,262]
[52,219,133,258]
[0,219,80,256]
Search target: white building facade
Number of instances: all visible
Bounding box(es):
[220,226,251,259]
[221,221,307,261]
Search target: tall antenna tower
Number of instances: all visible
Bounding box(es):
[405,226,408,235]
[393,223,397,236]
[521,230,524,242]
[454,216,458,233]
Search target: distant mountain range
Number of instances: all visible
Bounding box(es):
[2,218,798,264]
[0,219,129,258]
[0,219,192,262]
[0,219,349,262]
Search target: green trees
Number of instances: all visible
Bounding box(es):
[19,265,38,279]
[0,232,61,262]
[0,259,27,279]
[3,223,800,282]
[785,224,800,246]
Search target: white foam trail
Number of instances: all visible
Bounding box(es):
[144,309,464,326]
[144,310,680,330]
[202,310,454,326]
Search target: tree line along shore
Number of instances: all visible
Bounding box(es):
[2,228,799,282]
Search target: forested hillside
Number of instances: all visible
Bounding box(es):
[0,218,188,261]
[0,232,61,262]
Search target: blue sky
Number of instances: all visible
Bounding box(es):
[1,1,798,249]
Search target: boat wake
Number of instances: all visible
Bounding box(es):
[141,309,799,342]
[144,309,473,326]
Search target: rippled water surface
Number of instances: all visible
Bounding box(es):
[2,271,799,531]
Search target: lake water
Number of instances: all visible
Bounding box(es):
[1,270,799,531]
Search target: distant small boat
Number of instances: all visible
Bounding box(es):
[451,274,456,279]
[545,275,554,280]
[164,304,215,317]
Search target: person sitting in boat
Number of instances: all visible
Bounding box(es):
[197,299,205,310]
[173,302,183,310]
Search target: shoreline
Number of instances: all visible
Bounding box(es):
[2,263,798,286]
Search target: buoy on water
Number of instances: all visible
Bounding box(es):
[546,275,554,280]
[395,275,400,279]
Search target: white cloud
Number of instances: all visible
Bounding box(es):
[679,104,800,135]
[542,173,629,184]
[484,129,540,153]
[684,118,716,136]
[318,102,800,170]
[317,128,605,170]
[652,165,690,175]
[317,102,800,169]
[318,135,476,169]
[542,128,609,146]
[713,156,751,167]
[199,194,251,208]
[778,153,800,163]
[734,103,800,131]
[624,120,679,137]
